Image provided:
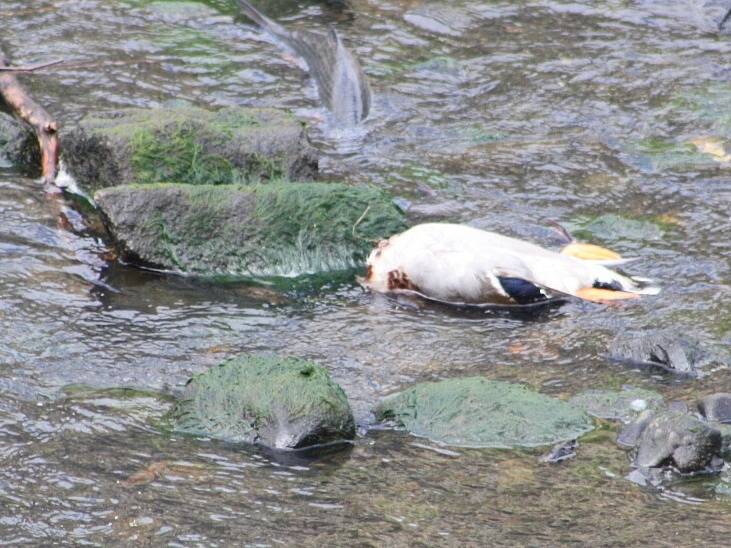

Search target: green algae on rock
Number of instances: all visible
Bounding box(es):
[567,213,664,246]
[62,106,318,193]
[168,355,355,449]
[375,377,594,449]
[94,181,407,277]
[569,388,665,423]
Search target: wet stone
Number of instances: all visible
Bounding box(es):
[617,410,656,448]
[714,423,731,459]
[697,393,731,423]
[0,112,40,171]
[608,331,701,376]
[540,439,578,464]
[634,411,722,473]
[167,355,355,450]
[569,387,664,422]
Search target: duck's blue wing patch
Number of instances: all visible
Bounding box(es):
[497,277,549,305]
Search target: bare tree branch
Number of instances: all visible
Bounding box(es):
[0,59,64,73]
[0,49,60,183]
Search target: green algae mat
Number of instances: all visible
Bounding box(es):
[375,377,594,448]
[168,355,355,449]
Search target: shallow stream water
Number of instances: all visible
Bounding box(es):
[1,0,731,544]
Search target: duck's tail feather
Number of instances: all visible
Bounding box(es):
[628,276,661,295]
[235,0,287,36]
[234,0,371,126]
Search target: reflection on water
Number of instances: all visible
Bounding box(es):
[1,0,731,543]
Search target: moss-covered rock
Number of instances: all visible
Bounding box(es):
[0,112,40,170]
[62,106,318,193]
[375,377,594,449]
[567,213,664,245]
[168,355,355,449]
[94,181,407,278]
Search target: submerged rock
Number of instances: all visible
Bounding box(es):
[617,409,657,448]
[168,355,355,450]
[569,387,664,422]
[697,393,731,423]
[609,331,702,376]
[540,439,578,464]
[94,182,407,277]
[0,112,39,169]
[569,213,663,244]
[714,423,731,459]
[634,411,722,473]
[375,377,594,448]
[62,106,318,193]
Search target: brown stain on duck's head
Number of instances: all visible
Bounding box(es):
[387,269,418,291]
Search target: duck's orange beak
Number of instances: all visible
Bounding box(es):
[561,242,622,262]
[575,287,640,303]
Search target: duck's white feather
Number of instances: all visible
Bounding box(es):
[363,223,656,304]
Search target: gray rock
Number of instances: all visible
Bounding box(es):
[61,106,318,194]
[569,387,664,422]
[668,400,689,414]
[634,411,722,473]
[540,439,578,463]
[698,393,731,423]
[168,355,355,450]
[617,409,656,448]
[712,423,731,460]
[0,112,40,170]
[609,331,701,376]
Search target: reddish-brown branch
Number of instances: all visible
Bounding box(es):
[0,51,59,183]
[0,59,64,73]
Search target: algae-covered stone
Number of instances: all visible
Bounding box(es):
[569,387,665,422]
[630,137,719,172]
[375,377,594,449]
[62,106,318,193]
[0,112,40,170]
[568,213,663,245]
[94,181,407,277]
[168,355,355,449]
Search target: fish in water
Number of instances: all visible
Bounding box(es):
[235,0,371,127]
[361,223,660,306]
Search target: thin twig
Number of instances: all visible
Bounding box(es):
[0,49,60,183]
[0,59,64,73]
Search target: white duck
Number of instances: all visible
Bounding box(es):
[361,223,659,305]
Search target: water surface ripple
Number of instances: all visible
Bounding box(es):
[1,0,731,544]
